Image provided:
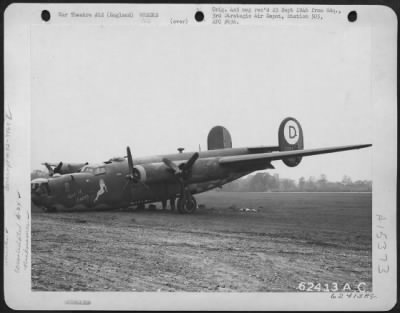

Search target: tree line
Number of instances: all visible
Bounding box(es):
[220,173,372,192]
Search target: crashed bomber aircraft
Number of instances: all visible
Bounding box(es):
[31,117,371,213]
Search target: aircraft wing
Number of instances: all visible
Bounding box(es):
[219,144,372,166]
[247,146,280,153]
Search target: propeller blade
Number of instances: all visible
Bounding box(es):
[126,146,134,176]
[124,176,149,190]
[122,179,131,194]
[183,152,199,171]
[54,162,63,174]
[43,163,54,176]
[139,181,150,190]
[162,157,180,173]
[125,146,149,189]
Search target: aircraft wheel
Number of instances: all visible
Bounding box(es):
[177,195,197,214]
[177,198,184,214]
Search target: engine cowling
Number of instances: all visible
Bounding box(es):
[278,117,304,167]
[132,165,147,182]
[131,164,175,184]
[132,158,222,185]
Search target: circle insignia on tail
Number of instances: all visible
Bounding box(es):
[283,119,300,145]
[278,117,304,167]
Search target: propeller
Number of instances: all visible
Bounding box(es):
[54,162,63,174]
[162,152,199,178]
[162,152,199,197]
[123,146,149,192]
[126,146,135,180]
[43,163,54,176]
[43,162,63,176]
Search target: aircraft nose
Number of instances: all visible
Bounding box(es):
[31,193,41,206]
[31,192,51,208]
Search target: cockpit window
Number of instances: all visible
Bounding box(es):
[83,167,94,173]
[94,167,106,175]
[82,166,106,175]
[31,182,50,195]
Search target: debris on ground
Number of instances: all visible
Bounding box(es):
[239,208,257,212]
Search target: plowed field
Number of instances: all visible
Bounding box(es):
[31,192,372,292]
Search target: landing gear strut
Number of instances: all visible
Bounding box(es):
[161,199,167,210]
[169,197,176,211]
[177,190,197,214]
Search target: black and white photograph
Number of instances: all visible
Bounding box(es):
[3,3,397,310]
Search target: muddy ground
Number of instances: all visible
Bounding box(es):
[31,192,372,292]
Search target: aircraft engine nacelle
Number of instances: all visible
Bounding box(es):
[132,159,222,185]
[132,165,147,182]
[131,164,176,184]
[278,117,304,167]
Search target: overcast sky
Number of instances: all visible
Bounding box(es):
[31,23,372,181]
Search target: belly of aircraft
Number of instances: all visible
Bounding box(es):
[129,172,249,202]
[35,171,250,211]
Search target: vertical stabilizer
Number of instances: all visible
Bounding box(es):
[207,126,232,150]
[278,117,304,167]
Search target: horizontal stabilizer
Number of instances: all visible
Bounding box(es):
[220,144,372,166]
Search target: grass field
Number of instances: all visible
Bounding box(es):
[31,191,372,292]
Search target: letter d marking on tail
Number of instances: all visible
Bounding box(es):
[284,120,300,145]
[289,126,297,139]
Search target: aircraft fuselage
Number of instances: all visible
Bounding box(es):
[31,146,275,211]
